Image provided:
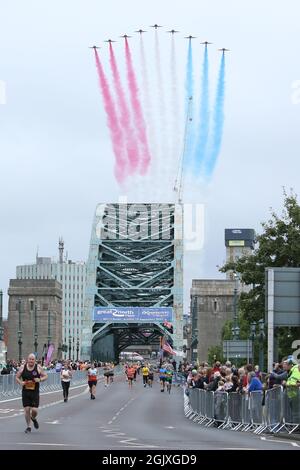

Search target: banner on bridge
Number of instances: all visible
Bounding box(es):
[92,307,173,323]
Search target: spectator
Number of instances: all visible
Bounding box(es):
[247,371,263,392]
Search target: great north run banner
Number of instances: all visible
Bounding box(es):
[92,307,173,323]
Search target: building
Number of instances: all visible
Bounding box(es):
[81,203,183,361]
[16,241,86,360]
[7,279,62,361]
[189,228,255,362]
[190,279,236,362]
[225,229,255,279]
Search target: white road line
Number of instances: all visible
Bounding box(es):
[218,447,257,450]
[107,397,135,425]
[0,387,88,420]
[16,442,76,447]
[260,436,299,447]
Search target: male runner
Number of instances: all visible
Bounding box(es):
[16,353,48,433]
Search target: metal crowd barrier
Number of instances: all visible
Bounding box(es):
[0,367,123,401]
[185,386,300,435]
[173,372,186,386]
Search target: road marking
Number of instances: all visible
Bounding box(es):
[0,387,88,419]
[164,426,175,429]
[260,436,299,447]
[0,409,15,414]
[218,447,257,450]
[107,397,135,425]
[45,420,60,424]
[16,442,75,447]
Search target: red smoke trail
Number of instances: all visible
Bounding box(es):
[94,50,127,183]
[109,44,139,174]
[125,38,151,175]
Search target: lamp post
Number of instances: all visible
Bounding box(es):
[47,310,51,347]
[0,290,3,341]
[233,273,239,332]
[34,303,38,357]
[191,295,198,362]
[76,338,80,361]
[68,336,72,360]
[231,325,240,340]
[250,321,256,364]
[258,319,265,371]
[17,299,22,363]
[249,320,265,370]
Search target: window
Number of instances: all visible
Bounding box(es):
[29,300,34,311]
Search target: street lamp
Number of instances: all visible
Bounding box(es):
[232,273,239,332]
[47,310,52,347]
[33,302,38,357]
[76,338,80,361]
[17,299,22,362]
[249,320,265,370]
[0,290,3,341]
[68,336,72,360]
[231,325,240,339]
[258,319,265,371]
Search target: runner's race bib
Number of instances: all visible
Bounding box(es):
[24,380,36,391]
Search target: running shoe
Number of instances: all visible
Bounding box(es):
[31,417,39,429]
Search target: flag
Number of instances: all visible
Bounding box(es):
[45,343,55,366]
[163,341,175,355]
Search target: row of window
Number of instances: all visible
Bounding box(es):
[63,293,84,299]
[64,302,84,307]
[63,331,81,338]
[64,320,82,325]
[60,276,85,282]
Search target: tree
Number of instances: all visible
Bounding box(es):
[220,190,300,361]
[207,345,224,365]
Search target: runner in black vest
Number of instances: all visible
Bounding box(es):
[16,353,48,433]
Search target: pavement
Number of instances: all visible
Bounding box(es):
[0,375,299,450]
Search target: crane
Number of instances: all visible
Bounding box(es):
[173,96,193,204]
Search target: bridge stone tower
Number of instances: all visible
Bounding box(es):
[81,203,183,361]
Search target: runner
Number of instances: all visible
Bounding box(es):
[159,364,167,392]
[148,365,154,387]
[141,364,149,388]
[87,363,98,399]
[126,365,135,389]
[60,361,72,402]
[16,353,48,433]
[166,368,173,394]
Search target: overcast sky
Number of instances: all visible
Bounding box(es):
[1,0,300,317]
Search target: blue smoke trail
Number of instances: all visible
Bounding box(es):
[183,39,195,170]
[204,53,225,178]
[194,45,209,175]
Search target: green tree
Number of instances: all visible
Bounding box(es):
[220,190,300,361]
[207,345,224,365]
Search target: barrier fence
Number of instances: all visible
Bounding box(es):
[0,367,123,401]
[185,386,300,435]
